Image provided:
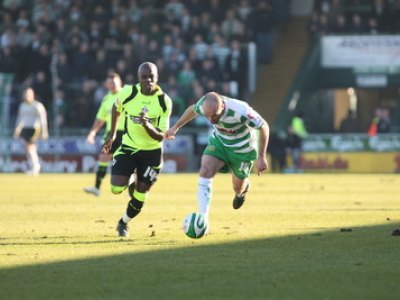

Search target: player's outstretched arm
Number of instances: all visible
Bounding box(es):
[256,122,270,175]
[165,104,197,139]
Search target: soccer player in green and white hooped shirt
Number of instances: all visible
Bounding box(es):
[102,62,172,237]
[166,92,269,231]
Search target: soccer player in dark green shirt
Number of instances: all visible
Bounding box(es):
[102,62,172,237]
[84,72,124,196]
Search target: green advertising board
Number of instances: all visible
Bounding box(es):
[0,73,14,136]
[303,134,400,152]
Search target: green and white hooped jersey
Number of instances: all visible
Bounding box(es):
[194,96,265,154]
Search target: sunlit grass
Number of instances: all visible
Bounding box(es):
[0,173,399,299]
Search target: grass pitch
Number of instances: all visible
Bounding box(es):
[0,173,399,300]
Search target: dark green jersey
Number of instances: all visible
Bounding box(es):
[115,84,172,150]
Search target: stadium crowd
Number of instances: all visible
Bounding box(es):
[309,0,400,37]
[0,0,290,130]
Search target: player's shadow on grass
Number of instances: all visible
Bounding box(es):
[1,222,400,300]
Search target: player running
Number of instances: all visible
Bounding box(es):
[84,72,124,196]
[102,62,172,237]
[165,92,269,229]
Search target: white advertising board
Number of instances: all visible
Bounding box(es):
[321,36,400,68]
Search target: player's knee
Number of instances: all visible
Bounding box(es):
[111,184,126,194]
[199,166,214,178]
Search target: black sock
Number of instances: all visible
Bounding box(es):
[95,165,107,189]
[126,197,144,219]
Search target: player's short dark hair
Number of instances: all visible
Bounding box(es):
[107,72,121,80]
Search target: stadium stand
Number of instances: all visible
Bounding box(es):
[310,0,400,36]
[0,0,290,132]
[260,0,400,134]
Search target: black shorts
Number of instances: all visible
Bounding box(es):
[112,146,162,185]
[110,130,124,153]
[20,128,39,143]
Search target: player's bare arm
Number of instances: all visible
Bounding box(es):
[13,123,22,138]
[256,122,270,175]
[165,104,198,139]
[39,103,49,139]
[87,119,106,144]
